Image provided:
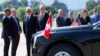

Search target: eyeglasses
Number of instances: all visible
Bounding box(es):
[27,11,31,12]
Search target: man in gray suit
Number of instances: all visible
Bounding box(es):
[38,5,49,30]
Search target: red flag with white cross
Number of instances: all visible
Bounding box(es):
[43,13,52,39]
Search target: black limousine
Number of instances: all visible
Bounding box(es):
[31,21,100,56]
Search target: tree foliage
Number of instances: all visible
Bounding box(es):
[86,0,97,11]
[0,0,68,21]
[86,0,100,15]
[20,0,28,7]
[16,7,26,21]
[1,1,12,9]
[0,0,28,9]
[0,12,4,21]
[46,6,57,15]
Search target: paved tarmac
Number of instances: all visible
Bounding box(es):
[0,28,27,56]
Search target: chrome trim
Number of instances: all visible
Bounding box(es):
[55,51,71,56]
[33,33,43,48]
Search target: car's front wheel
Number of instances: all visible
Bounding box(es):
[46,43,82,56]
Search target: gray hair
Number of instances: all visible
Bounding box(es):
[11,8,16,11]
[39,4,45,10]
[58,9,63,12]
[26,7,32,11]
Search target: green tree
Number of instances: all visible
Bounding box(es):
[0,12,4,21]
[88,5,100,15]
[86,0,97,11]
[17,7,26,21]
[46,6,57,15]
[32,2,39,12]
[97,0,100,5]
[95,5,100,13]
[0,0,28,10]
[19,0,28,7]
[1,1,12,9]
[88,10,93,15]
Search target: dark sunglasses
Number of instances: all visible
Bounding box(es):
[27,11,31,12]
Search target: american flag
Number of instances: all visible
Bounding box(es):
[71,12,81,26]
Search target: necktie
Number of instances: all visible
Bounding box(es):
[27,16,30,22]
[14,17,20,31]
[41,14,44,19]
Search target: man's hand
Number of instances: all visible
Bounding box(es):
[8,36,12,41]
[18,31,22,35]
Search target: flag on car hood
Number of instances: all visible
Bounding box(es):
[43,13,52,39]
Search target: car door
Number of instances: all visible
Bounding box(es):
[93,24,100,56]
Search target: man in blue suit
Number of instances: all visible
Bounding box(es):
[66,11,74,26]
[2,8,22,56]
[90,8,100,24]
[56,9,66,27]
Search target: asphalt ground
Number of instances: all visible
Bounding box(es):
[0,28,27,56]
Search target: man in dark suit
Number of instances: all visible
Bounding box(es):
[2,8,21,56]
[11,8,22,56]
[56,9,66,27]
[23,7,39,56]
[38,5,49,30]
[66,11,74,26]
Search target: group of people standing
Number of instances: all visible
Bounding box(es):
[1,4,100,56]
[2,5,49,56]
[56,8,100,27]
[2,8,22,56]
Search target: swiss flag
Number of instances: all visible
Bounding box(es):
[43,13,52,39]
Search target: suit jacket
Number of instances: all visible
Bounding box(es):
[66,18,73,26]
[23,15,39,35]
[80,16,90,25]
[56,16,66,27]
[38,12,49,30]
[13,16,22,32]
[90,14,100,24]
[2,16,21,38]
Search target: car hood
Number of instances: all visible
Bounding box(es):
[52,25,93,32]
[35,25,93,35]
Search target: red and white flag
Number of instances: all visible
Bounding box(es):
[43,14,52,39]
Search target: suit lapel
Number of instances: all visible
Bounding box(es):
[39,13,45,21]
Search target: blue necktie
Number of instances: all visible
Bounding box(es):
[14,17,20,31]
[27,16,30,22]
